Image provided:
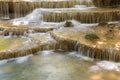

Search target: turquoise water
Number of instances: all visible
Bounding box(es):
[0,50,120,80]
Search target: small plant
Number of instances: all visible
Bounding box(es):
[85,33,99,41]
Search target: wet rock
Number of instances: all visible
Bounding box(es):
[107,24,116,29]
[64,20,74,27]
[2,28,29,36]
[7,59,16,63]
[98,22,108,26]
[93,0,120,7]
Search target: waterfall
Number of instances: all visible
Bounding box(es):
[0,0,77,19]
[0,1,9,19]
[76,0,93,7]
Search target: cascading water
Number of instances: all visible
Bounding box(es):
[76,0,93,7]
[0,0,119,60]
[42,6,120,23]
[0,0,120,80]
[0,1,9,19]
[0,0,78,19]
[0,0,119,23]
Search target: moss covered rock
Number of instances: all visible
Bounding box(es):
[85,33,99,41]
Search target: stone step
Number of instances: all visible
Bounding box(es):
[42,8,120,23]
[0,0,76,18]
[0,33,57,60]
[50,23,120,62]
[0,0,93,18]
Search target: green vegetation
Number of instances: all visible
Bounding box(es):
[0,39,11,51]
[85,33,99,41]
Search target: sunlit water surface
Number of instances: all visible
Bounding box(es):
[0,50,120,80]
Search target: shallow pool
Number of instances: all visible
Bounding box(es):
[0,50,120,80]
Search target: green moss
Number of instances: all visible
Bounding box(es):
[0,39,11,51]
[85,34,99,41]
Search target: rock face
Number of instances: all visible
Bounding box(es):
[92,0,120,7]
